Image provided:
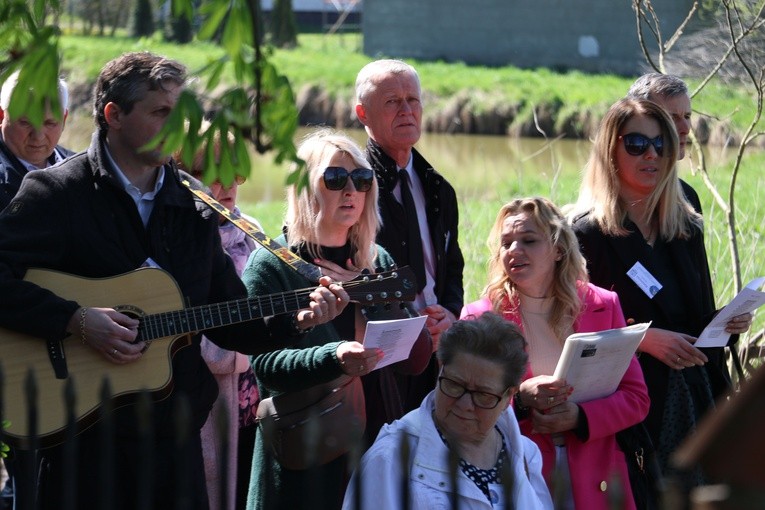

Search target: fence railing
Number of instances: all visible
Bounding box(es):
[0,365,717,510]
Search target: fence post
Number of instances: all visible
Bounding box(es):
[397,432,410,510]
[448,445,460,510]
[214,398,230,510]
[23,369,38,510]
[347,429,363,510]
[62,378,77,510]
[500,454,515,510]
[135,390,153,510]
[98,377,114,510]
[174,394,192,510]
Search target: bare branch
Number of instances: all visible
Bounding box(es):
[632,0,661,72]
[664,1,699,53]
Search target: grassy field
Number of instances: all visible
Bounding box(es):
[56,32,765,363]
[58,33,759,133]
[243,145,765,308]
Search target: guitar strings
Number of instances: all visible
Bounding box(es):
[137,273,399,340]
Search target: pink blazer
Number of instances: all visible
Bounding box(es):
[461,283,649,510]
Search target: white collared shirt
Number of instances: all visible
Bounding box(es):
[104,146,165,227]
[18,146,67,172]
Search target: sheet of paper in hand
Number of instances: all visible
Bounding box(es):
[362,315,428,370]
[553,322,651,403]
[695,276,765,348]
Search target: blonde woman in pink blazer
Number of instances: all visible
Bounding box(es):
[460,197,649,510]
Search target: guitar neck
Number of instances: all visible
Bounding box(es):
[138,290,310,341]
[135,267,417,341]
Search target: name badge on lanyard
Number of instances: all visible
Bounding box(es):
[488,483,507,509]
[627,261,663,299]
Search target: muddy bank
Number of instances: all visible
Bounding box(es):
[67,81,753,148]
[294,84,753,148]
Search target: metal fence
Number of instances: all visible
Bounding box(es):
[0,366,708,510]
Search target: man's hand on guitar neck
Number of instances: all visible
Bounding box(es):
[67,307,145,364]
[292,276,350,332]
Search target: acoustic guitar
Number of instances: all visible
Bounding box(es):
[0,266,416,448]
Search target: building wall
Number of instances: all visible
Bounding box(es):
[362,0,697,75]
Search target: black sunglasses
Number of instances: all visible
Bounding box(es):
[323,167,374,192]
[619,132,664,157]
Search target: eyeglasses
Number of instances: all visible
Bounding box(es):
[619,133,664,157]
[323,167,374,192]
[438,374,508,409]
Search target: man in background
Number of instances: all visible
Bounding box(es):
[355,59,465,411]
[0,68,72,510]
[0,70,72,211]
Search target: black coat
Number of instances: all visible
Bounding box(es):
[571,180,731,451]
[365,139,464,316]
[0,132,291,509]
[0,137,74,211]
[365,139,465,414]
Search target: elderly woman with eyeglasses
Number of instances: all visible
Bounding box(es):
[343,312,553,510]
[242,128,432,510]
[568,97,751,488]
[460,197,649,510]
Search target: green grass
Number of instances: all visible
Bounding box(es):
[58,33,760,134]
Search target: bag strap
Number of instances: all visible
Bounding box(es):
[182,179,322,283]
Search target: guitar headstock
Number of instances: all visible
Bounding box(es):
[343,266,417,305]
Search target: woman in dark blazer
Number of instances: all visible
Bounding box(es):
[569,97,752,488]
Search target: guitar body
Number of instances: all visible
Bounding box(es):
[1,268,189,448]
[0,265,417,448]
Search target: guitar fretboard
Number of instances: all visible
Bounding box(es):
[134,269,414,341]
[137,290,311,341]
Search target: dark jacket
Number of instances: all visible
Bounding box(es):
[0,132,291,509]
[365,138,464,417]
[571,180,731,461]
[0,137,74,211]
[365,139,464,316]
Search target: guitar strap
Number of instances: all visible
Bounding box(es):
[181,179,323,283]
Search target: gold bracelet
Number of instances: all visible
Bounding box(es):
[80,307,88,345]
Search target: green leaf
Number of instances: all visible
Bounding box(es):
[198,1,229,41]
[171,0,193,19]
[233,131,251,179]
[203,59,227,92]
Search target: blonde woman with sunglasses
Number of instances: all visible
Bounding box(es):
[241,128,432,510]
[569,97,751,489]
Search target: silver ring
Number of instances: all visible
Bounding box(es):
[676,356,681,365]
[359,364,365,373]
[112,348,118,356]
[547,396,555,405]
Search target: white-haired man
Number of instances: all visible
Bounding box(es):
[0,70,73,211]
[355,59,465,418]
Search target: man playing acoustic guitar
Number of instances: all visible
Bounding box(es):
[0,52,351,509]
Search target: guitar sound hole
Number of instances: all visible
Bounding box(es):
[114,305,148,348]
